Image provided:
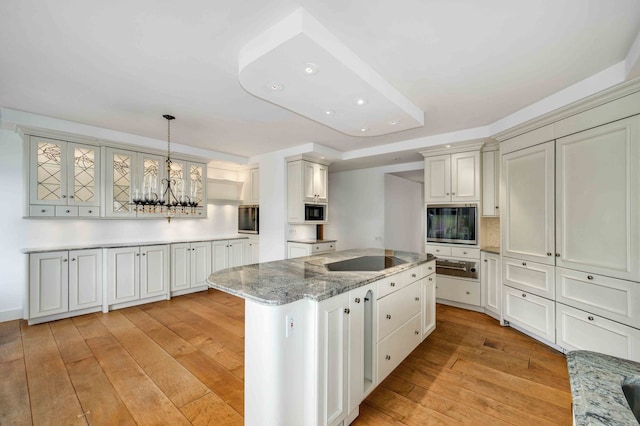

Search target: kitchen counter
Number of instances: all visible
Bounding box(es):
[287,238,337,244]
[22,235,249,254]
[567,350,640,425]
[481,246,500,254]
[207,248,435,305]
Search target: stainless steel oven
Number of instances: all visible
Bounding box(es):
[435,258,479,281]
[426,203,478,245]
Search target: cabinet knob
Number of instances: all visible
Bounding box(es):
[555,253,560,257]
[428,277,433,281]
[466,291,470,295]
[344,308,350,314]
[62,195,67,198]
[66,210,70,213]
[495,206,499,209]
[354,297,361,303]
[71,258,76,261]
[522,293,526,298]
[136,253,140,256]
[415,297,420,301]
[547,252,552,256]
[415,330,420,335]
[390,282,395,287]
[588,316,594,321]
[41,209,46,213]
[522,262,527,266]
[386,314,392,320]
[463,251,467,255]
[446,193,450,196]
[451,192,455,195]
[88,210,93,214]
[70,195,74,199]
[587,275,594,280]
[428,267,433,270]
[142,253,146,256]
[63,258,68,262]
[412,273,416,278]
[385,355,391,361]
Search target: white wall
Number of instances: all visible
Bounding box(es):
[0,129,240,321]
[256,152,288,262]
[384,174,424,252]
[326,162,423,251]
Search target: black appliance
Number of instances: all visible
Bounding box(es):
[305,203,326,222]
[238,205,259,234]
[426,203,477,245]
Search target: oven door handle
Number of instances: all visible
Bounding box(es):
[438,265,468,272]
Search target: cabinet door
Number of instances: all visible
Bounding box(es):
[482,150,499,216]
[245,240,260,265]
[107,247,139,304]
[378,280,421,342]
[503,286,555,343]
[502,141,555,265]
[29,251,69,318]
[451,151,480,202]
[68,249,102,311]
[228,240,245,268]
[502,257,554,299]
[105,148,136,217]
[556,115,640,281]
[190,241,212,287]
[303,161,317,202]
[135,153,165,218]
[212,240,229,272]
[170,243,191,292]
[29,137,68,206]
[422,274,436,338]
[140,245,169,299]
[317,293,349,426]
[557,303,640,362]
[287,243,311,259]
[481,252,501,316]
[348,284,376,417]
[188,162,206,217]
[67,143,100,207]
[424,154,451,203]
[315,164,329,203]
[249,168,260,204]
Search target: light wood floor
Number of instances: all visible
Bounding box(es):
[0,290,572,425]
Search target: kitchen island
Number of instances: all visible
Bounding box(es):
[207,248,436,426]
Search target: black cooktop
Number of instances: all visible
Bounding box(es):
[325,255,407,272]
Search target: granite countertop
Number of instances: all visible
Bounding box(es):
[287,239,337,244]
[207,248,435,306]
[567,350,640,425]
[22,235,249,254]
[481,246,500,254]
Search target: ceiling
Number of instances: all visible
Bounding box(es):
[1,0,639,171]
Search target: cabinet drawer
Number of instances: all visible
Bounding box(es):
[313,242,336,253]
[378,281,421,342]
[30,205,55,217]
[503,287,555,342]
[378,313,422,382]
[451,247,480,259]
[556,268,640,329]
[425,245,451,256]
[556,303,640,362]
[405,266,423,284]
[55,206,78,217]
[435,275,480,306]
[377,273,407,299]
[78,206,100,217]
[503,257,555,299]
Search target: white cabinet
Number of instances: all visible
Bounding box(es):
[212,239,246,272]
[28,136,101,217]
[435,275,481,306]
[421,273,436,338]
[556,304,640,362]
[241,167,260,204]
[482,148,500,216]
[424,151,480,203]
[503,286,555,343]
[287,159,329,223]
[481,251,501,317]
[29,249,102,323]
[106,245,169,307]
[287,241,336,259]
[348,283,376,412]
[244,239,260,265]
[170,241,211,295]
[502,257,555,299]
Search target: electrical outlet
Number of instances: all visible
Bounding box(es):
[285,314,295,337]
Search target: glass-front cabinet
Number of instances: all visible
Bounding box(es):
[28,136,101,217]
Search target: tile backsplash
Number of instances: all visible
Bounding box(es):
[481,216,500,248]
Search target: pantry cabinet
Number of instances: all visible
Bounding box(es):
[28,136,101,217]
[170,241,212,295]
[481,148,500,216]
[29,249,102,323]
[424,151,480,203]
[481,251,501,317]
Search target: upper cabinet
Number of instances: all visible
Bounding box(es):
[303,161,328,203]
[288,158,329,223]
[423,150,480,203]
[481,147,500,216]
[28,136,101,217]
[240,166,260,204]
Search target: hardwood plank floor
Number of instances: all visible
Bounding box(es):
[0,290,572,425]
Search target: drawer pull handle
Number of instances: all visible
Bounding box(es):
[415,297,420,301]
[412,273,417,278]
[522,293,526,298]
[587,275,594,280]
[466,291,470,295]
[428,267,433,270]
[588,316,594,321]
[522,262,527,266]
[385,355,391,360]
[415,330,420,335]
[386,314,392,320]
[354,297,361,303]
[390,282,396,287]
[463,251,467,255]
[484,259,487,262]
[344,308,350,315]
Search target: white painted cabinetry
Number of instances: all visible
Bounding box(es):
[212,239,246,272]
[244,238,260,264]
[481,148,499,216]
[481,251,501,318]
[287,241,336,259]
[424,151,480,203]
[240,167,260,204]
[29,248,103,323]
[287,159,329,223]
[170,241,212,296]
[503,286,555,343]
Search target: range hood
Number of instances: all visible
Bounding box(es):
[206,178,243,205]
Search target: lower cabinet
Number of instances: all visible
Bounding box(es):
[170,241,211,295]
[435,276,481,306]
[481,251,501,317]
[422,273,437,337]
[503,285,555,343]
[212,239,246,272]
[28,249,102,324]
[245,239,260,264]
[106,245,169,308]
[287,241,336,259]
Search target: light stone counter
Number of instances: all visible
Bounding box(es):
[567,350,640,425]
[207,248,435,305]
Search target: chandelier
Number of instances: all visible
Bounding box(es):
[131,115,200,223]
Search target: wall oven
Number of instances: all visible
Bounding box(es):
[426,203,478,245]
[238,205,259,234]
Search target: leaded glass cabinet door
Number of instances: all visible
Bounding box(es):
[105,147,136,217]
[67,143,100,206]
[189,162,206,217]
[29,137,68,205]
[135,153,165,217]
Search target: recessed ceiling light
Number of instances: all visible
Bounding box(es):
[389,120,400,126]
[354,98,368,106]
[324,109,335,116]
[268,81,284,91]
[359,127,369,132]
[445,144,452,148]
[304,62,318,75]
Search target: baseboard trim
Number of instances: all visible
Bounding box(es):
[0,308,23,323]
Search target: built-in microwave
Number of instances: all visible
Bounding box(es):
[238,205,259,234]
[305,203,326,222]
[426,203,477,245]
